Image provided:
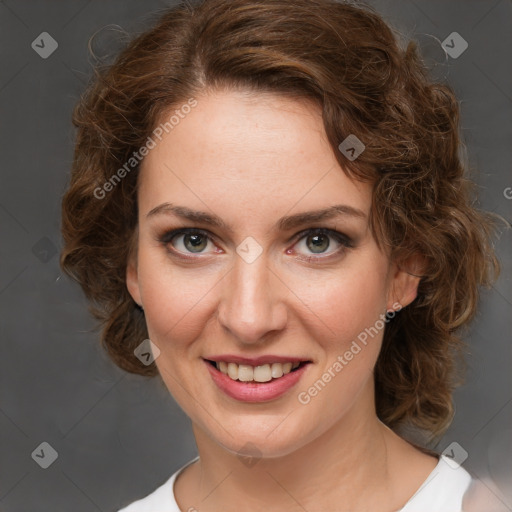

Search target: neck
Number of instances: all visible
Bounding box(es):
[186,388,398,511]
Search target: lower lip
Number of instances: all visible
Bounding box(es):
[205,360,310,403]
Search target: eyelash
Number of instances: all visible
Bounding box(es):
[157,227,354,263]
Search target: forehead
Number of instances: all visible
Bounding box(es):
[137,89,371,221]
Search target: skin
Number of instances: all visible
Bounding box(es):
[126,88,438,512]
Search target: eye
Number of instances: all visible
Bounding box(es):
[157,226,354,262]
[290,228,353,260]
[158,228,219,256]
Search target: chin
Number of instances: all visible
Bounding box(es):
[200,415,318,461]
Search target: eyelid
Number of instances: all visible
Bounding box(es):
[157,227,218,245]
[290,227,354,248]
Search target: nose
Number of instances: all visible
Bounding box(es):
[217,253,287,345]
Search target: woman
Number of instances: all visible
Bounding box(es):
[60,0,500,510]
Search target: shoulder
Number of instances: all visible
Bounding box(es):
[116,474,176,512]
[399,455,473,512]
[461,477,511,512]
[116,457,199,512]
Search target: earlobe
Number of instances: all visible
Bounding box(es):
[387,254,425,310]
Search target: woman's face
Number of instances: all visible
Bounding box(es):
[127,89,418,458]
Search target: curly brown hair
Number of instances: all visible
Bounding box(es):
[60,0,499,440]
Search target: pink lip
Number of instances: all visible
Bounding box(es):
[206,354,309,365]
[204,359,310,403]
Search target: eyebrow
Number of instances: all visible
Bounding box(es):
[146,202,366,232]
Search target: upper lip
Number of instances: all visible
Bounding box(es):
[204,355,311,366]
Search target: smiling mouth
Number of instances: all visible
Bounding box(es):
[205,359,309,383]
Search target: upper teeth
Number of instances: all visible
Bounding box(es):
[216,361,301,382]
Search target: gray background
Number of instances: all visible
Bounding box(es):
[0,1,511,511]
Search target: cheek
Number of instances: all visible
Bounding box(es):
[136,248,219,350]
[289,257,390,350]
[291,263,389,421]
[138,235,390,354]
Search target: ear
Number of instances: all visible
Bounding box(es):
[126,234,142,307]
[386,253,425,311]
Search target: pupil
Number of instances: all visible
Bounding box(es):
[307,234,329,253]
[185,234,207,252]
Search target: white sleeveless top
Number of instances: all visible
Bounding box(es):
[117,454,472,511]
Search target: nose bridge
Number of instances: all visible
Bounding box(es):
[219,252,286,344]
